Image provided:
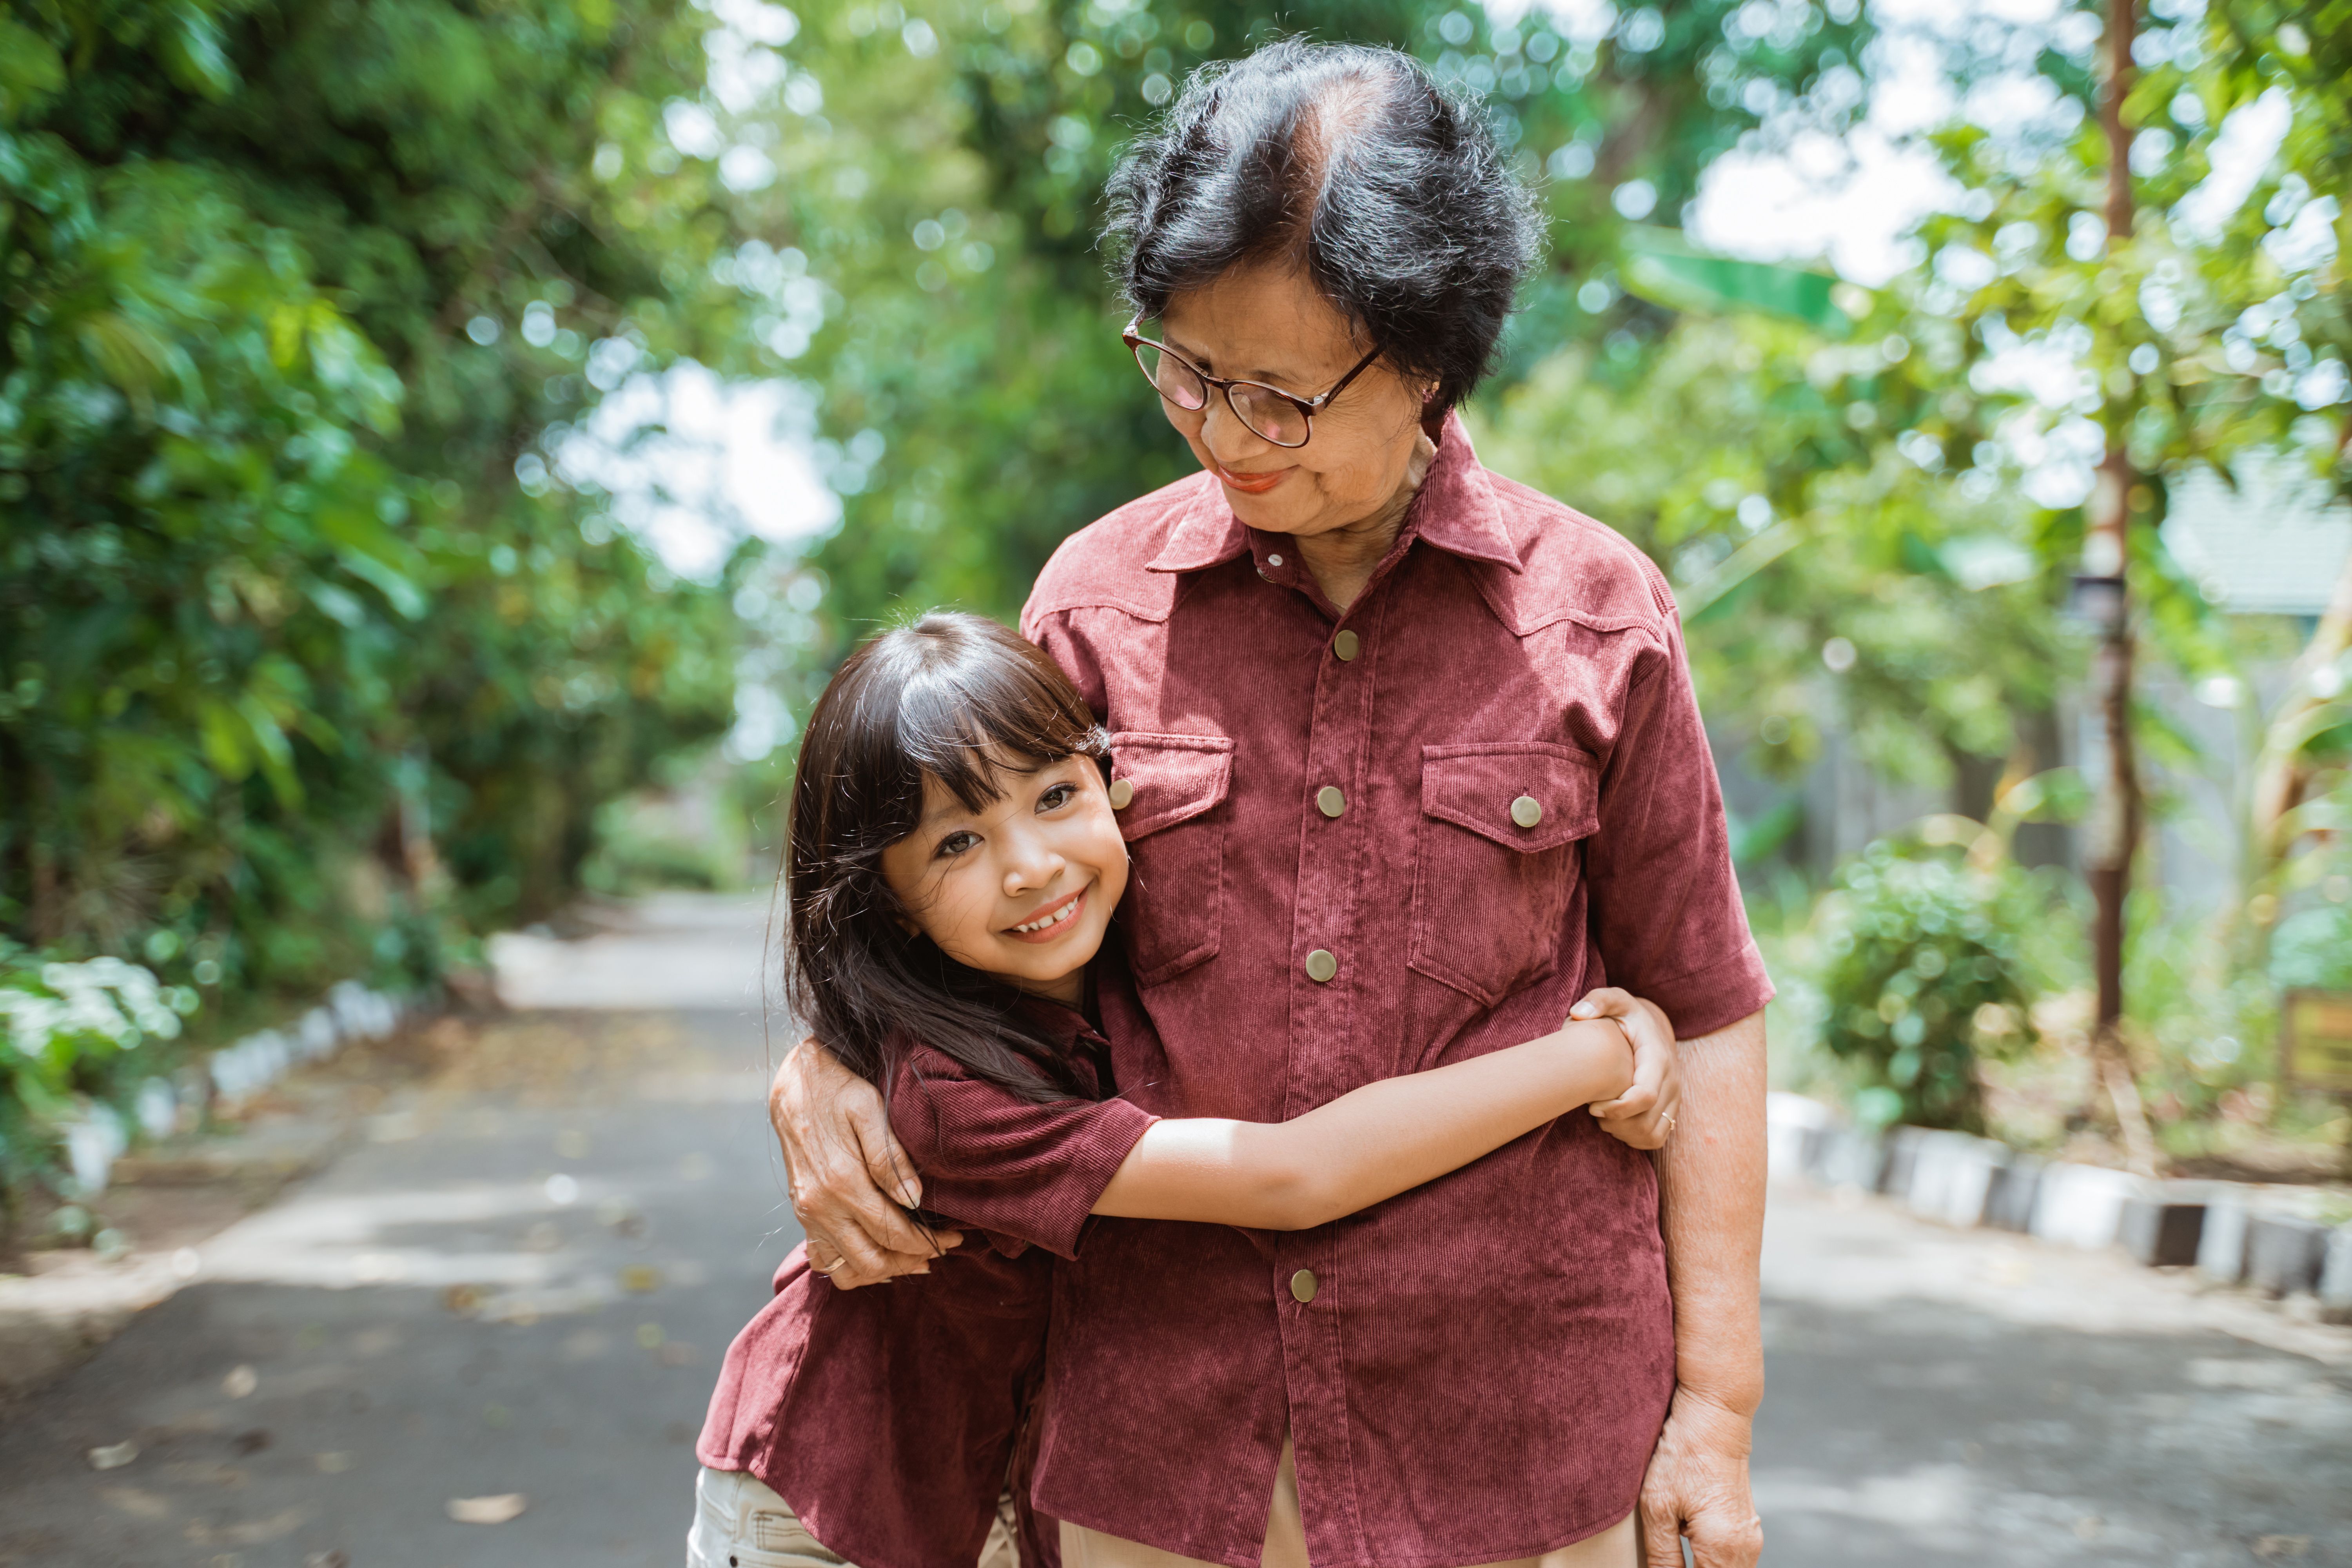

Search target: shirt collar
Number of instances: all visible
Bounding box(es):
[1410,412,1523,573]
[1143,410,1521,576]
[1014,988,1103,1051]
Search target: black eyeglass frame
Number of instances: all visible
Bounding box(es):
[1122,316,1384,450]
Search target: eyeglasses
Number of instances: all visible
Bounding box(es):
[1123,318,1383,450]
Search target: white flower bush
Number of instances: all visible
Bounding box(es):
[2,949,201,1200]
[0,957,197,1058]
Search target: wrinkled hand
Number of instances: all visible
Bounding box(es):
[769,1037,960,1288]
[1570,987,1681,1150]
[1641,1389,1762,1567]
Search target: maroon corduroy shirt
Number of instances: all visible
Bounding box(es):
[697,1009,1154,1568]
[1019,413,1774,1568]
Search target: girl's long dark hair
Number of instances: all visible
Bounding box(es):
[787,612,1110,1104]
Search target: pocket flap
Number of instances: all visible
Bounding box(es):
[1421,742,1599,852]
[1109,732,1234,840]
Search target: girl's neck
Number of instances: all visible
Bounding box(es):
[1017,965,1088,1011]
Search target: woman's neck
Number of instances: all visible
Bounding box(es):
[1291,431,1435,612]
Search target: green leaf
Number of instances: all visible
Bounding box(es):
[0,18,66,124]
[198,699,250,782]
[161,4,239,100]
[236,694,302,808]
[1619,227,1855,334]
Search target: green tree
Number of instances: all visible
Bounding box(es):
[0,0,758,1011]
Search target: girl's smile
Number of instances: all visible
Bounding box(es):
[1005,885,1089,941]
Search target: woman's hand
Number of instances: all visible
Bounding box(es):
[769,1038,960,1288]
[1568,987,1680,1150]
[1640,1388,1763,1566]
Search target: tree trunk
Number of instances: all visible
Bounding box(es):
[2089,0,2159,1175]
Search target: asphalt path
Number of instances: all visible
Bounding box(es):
[2,927,2348,1566]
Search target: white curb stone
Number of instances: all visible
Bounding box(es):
[2029,1163,2143,1250]
[2321,1226,2352,1325]
[1813,1125,1887,1191]
[2198,1194,2250,1282]
[1982,1155,2043,1232]
[2246,1214,2332,1297]
[1765,1092,1831,1183]
[1905,1131,2009,1228]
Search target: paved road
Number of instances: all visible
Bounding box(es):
[2,910,2347,1565]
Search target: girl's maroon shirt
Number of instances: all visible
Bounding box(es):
[696,1006,1153,1568]
[1017,414,1774,1568]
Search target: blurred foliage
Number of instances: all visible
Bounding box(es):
[1475,316,2069,800]
[0,0,760,1036]
[1808,835,2063,1132]
[704,0,1877,641]
[1857,0,2351,938]
[0,945,197,1197]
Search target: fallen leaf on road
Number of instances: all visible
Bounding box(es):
[101,1486,172,1520]
[314,1452,353,1474]
[442,1283,484,1315]
[305,1551,351,1568]
[86,1442,139,1471]
[448,1493,528,1524]
[2256,1539,2312,1561]
[620,1264,662,1292]
[221,1364,258,1398]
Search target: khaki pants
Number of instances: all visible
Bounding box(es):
[686,1466,1022,1568]
[1059,1439,1640,1568]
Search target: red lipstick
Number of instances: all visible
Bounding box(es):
[1214,461,1292,495]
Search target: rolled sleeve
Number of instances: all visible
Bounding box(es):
[1583,616,1774,1040]
[891,1058,1156,1261]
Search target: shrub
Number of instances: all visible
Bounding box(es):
[1810,840,2058,1131]
[0,943,198,1200]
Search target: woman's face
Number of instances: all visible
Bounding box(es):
[1155,262,1436,541]
[878,753,1129,1006]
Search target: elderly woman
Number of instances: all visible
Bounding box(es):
[772,39,1772,1568]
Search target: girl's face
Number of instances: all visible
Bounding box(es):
[878,753,1129,1006]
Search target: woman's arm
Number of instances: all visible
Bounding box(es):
[1091,1016,1635,1230]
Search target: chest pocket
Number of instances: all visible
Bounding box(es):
[1409,742,1600,1009]
[1108,732,1234,987]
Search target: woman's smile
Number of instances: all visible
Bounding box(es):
[1213,460,1294,494]
[1004,884,1089,942]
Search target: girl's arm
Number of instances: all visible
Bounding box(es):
[1091,1016,1636,1230]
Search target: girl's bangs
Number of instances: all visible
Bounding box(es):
[890,656,1103,814]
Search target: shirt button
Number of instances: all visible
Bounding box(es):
[1108,778,1135,809]
[1304,949,1338,983]
[1267,552,1285,567]
[1289,1269,1319,1303]
[1316,785,1345,818]
[1511,794,1543,829]
[1332,630,1360,661]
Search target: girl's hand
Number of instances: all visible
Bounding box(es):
[1569,987,1680,1151]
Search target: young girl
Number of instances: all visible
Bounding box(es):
[692,613,1674,1568]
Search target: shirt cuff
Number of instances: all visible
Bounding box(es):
[1638,942,1775,1041]
[1022,1099,1159,1261]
